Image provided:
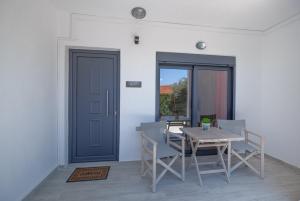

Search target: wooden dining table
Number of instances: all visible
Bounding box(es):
[181,127,244,186]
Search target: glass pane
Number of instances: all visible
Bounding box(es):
[193,70,228,126]
[159,68,191,130]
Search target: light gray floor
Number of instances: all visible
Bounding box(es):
[25,156,300,201]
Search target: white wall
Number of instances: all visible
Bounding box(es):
[261,18,300,168]
[0,0,58,200]
[56,12,263,164]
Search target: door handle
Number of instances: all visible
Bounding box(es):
[106,90,109,117]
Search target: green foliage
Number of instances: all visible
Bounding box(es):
[160,95,172,116]
[201,117,211,124]
[171,78,188,116]
[160,77,188,117]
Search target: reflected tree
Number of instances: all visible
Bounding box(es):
[160,77,188,117]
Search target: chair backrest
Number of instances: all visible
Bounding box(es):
[137,122,167,144]
[217,119,246,136]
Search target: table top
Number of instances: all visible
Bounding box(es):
[181,127,244,143]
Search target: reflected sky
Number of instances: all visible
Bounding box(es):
[160,68,188,85]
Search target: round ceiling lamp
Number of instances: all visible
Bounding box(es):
[196,41,207,50]
[131,7,146,19]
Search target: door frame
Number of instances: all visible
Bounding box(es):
[156,51,236,121]
[69,49,120,163]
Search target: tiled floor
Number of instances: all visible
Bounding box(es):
[25,156,300,201]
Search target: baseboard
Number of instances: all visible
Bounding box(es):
[22,165,59,201]
[265,154,300,171]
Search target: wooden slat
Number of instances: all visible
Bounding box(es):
[247,139,261,148]
[197,143,227,148]
[199,169,226,174]
[141,133,157,145]
[144,160,153,170]
[168,141,181,149]
[142,145,153,156]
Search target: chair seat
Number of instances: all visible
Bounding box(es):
[156,143,179,159]
[232,141,256,153]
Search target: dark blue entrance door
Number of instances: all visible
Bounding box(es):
[70,50,119,163]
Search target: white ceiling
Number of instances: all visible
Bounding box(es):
[51,0,300,31]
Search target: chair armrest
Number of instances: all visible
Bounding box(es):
[244,129,264,150]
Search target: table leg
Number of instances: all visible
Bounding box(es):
[227,141,232,178]
[189,137,203,186]
[188,136,194,168]
[217,146,229,183]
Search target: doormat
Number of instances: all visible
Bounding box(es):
[67,166,110,182]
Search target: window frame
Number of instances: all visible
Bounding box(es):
[156,52,236,122]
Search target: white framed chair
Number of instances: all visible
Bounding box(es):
[218,120,265,178]
[136,122,185,192]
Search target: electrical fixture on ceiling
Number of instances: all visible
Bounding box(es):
[196,41,206,50]
[131,7,146,19]
[134,35,139,44]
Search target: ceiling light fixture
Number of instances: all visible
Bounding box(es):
[196,41,207,50]
[131,7,146,19]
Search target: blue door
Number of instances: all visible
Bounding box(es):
[69,50,119,163]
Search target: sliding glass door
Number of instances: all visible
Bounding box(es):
[192,66,233,126]
[158,65,234,128]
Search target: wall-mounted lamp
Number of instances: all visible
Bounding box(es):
[196,41,207,50]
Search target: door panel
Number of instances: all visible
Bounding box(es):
[159,68,192,120]
[70,50,119,163]
[192,67,233,126]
